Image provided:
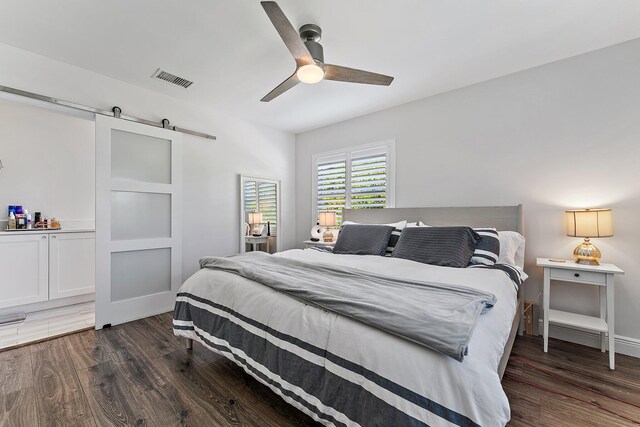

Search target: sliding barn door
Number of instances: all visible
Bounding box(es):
[95,115,182,329]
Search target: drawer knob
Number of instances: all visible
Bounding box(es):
[574,273,580,277]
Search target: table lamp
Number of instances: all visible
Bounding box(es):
[565,208,613,265]
[248,211,263,236]
[318,211,337,242]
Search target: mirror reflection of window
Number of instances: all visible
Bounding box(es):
[241,176,280,254]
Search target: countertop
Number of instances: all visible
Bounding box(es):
[0,228,95,236]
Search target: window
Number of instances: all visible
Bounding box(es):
[243,179,278,232]
[313,140,395,225]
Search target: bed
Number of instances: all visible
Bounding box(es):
[173,205,525,427]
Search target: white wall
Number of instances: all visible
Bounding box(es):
[0,42,296,280]
[0,99,95,228]
[295,39,640,346]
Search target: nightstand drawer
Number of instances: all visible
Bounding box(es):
[550,268,606,285]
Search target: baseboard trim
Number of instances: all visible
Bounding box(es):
[537,319,640,358]
[0,293,95,317]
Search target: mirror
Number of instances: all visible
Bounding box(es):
[239,175,281,254]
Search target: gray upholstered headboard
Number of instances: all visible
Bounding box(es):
[342,205,524,235]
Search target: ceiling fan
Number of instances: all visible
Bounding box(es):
[260,1,394,102]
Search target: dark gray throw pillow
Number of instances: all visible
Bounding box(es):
[392,226,480,267]
[333,224,395,256]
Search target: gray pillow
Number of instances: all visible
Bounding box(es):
[392,226,479,267]
[333,224,395,256]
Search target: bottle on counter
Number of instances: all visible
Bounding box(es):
[26,210,32,229]
[8,213,16,230]
[16,214,27,229]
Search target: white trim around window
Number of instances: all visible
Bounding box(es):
[311,139,396,225]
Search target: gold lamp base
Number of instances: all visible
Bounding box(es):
[573,237,601,265]
[322,229,334,242]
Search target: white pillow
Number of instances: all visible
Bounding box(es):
[497,231,526,268]
[406,221,430,227]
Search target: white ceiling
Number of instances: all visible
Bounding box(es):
[0,1,639,133]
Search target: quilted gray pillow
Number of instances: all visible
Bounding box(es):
[393,226,479,267]
[333,224,395,256]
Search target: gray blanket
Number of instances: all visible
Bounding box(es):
[199,252,497,361]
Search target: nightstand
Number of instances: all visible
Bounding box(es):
[303,240,335,249]
[537,258,624,369]
[246,236,269,252]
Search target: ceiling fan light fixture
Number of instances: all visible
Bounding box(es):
[259,2,393,101]
[296,64,324,84]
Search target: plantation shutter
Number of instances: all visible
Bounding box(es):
[244,180,277,234]
[314,142,393,226]
[316,156,347,225]
[258,182,277,233]
[350,153,387,209]
[243,180,257,213]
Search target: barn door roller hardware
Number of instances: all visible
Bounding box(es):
[0,85,216,140]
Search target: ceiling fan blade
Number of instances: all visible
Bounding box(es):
[323,64,394,86]
[261,1,314,66]
[261,71,300,102]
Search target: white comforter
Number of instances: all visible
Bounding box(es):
[174,249,518,426]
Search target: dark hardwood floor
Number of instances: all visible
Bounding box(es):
[506,334,640,426]
[1,312,639,426]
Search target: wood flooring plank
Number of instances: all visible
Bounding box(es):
[76,360,152,427]
[28,335,68,354]
[0,347,32,395]
[140,315,222,366]
[31,341,76,376]
[170,410,237,426]
[64,330,110,371]
[502,380,542,425]
[119,320,178,360]
[110,347,204,426]
[33,361,93,426]
[0,387,38,427]
[154,349,277,426]
[95,326,134,355]
[32,338,94,425]
[540,395,639,427]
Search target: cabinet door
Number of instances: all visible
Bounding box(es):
[49,232,96,300]
[0,234,49,309]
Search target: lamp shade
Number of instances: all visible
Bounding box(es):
[318,211,337,227]
[566,209,613,238]
[248,211,263,224]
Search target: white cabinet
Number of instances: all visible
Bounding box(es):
[0,230,95,310]
[0,234,49,309]
[49,232,95,299]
